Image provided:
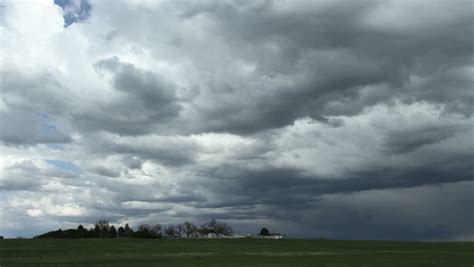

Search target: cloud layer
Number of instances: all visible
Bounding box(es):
[1,0,473,240]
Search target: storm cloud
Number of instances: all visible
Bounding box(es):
[0,0,473,240]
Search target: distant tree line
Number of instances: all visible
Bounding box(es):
[34,219,233,239]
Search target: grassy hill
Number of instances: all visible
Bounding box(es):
[0,238,473,266]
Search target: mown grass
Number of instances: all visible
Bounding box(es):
[0,238,473,266]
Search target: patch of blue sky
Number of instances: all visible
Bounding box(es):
[46,159,81,175]
[54,0,92,27]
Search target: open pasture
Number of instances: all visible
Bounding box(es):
[0,238,473,266]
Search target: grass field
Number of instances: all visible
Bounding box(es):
[0,238,473,266]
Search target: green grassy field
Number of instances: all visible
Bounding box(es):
[0,238,473,266]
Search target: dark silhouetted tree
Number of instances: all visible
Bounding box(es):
[109,225,117,238]
[260,227,269,236]
[137,224,152,238]
[33,219,239,240]
[77,225,86,238]
[95,220,110,238]
[201,219,233,236]
[100,227,109,238]
[92,225,100,238]
[215,222,233,236]
[150,224,162,238]
[117,226,125,237]
[124,223,133,237]
[205,219,218,230]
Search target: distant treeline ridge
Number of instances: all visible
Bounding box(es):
[34,219,233,239]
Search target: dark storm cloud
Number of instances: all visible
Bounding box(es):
[185,137,473,239]
[382,124,469,154]
[112,64,179,115]
[195,171,474,239]
[196,155,474,211]
[125,194,207,204]
[404,67,474,116]
[305,181,474,240]
[176,0,474,134]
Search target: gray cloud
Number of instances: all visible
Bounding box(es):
[0,159,79,191]
[123,156,143,170]
[89,166,121,178]
[1,0,473,240]
[0,160,44,191]
[171,0,473,134]
[0,70,72,115]
[0,111,71,145]
[73,57,182,135]
[382,124,468,154]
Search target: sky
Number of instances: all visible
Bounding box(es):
[0,0,473,240]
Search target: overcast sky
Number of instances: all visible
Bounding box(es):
[1,0,473,240]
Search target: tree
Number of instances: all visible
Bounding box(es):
[32,219,237,240]
[109,225,117,238]
[85,227,93,238]
[205,219,218,230]
[96,220,110,230]
[77,225,86,238]
[134,224,161,238]
[150,224,162,238]
[184,222,197,238]
[124,223,133,237]
[202,219,233,236]
[260,227,269,236]
[137,224,151,238]
[215,222,233,236]
[100,226,109,238]
[164,226,177,238]
[117,226,125,237]
[92,224,101,238]
[95,220,110,238]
